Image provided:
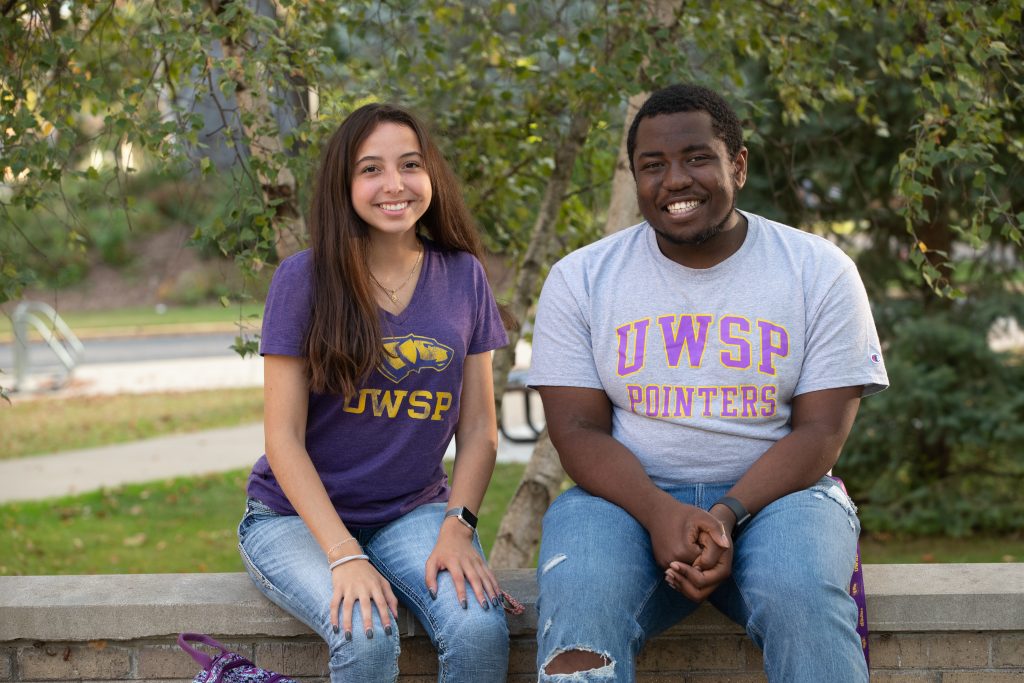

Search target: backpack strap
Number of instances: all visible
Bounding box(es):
[828,476,870,668]
[177,633,229,669]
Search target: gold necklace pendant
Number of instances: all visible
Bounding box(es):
[370,240,423,307]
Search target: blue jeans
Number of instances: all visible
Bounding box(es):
[238,499,509,682]
[536,477,867,683]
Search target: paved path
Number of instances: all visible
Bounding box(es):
[11,354,265,396]
[0,424,265,502]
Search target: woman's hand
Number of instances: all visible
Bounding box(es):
[425,519,501,611]
[330,553,400,640]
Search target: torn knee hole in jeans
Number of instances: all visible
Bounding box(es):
[541,553,567,575]
[541,647,614,678]
[811,483,858,529]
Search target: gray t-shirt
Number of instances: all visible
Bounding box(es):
[529,210,889,486]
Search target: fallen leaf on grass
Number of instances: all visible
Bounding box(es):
[122,533,147,547]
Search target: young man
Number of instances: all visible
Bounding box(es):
[528,83,888,682]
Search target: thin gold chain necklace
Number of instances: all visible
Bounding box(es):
[369,241,423,304]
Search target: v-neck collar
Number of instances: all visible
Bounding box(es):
[380,239,430,326]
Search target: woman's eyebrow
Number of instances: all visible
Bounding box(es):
[355,151,423,164]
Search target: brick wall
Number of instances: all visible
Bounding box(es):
[2,565,1022,682]
[3,631,1022,682]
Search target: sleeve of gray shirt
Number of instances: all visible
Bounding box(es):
[794,263,888,398]
[528,262,604,391]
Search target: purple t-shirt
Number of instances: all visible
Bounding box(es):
[246,240,508,527]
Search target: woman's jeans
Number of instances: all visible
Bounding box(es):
[238,499,509,683]
[536,477,867,683]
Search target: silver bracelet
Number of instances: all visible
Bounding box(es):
[326,537,358,557]
[328,554,369,571]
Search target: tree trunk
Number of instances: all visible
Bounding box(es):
[489,109,592,566]
[489,429,563,568]
[215,0,306,260]
[229,76,306,260]
[603,93,646,234]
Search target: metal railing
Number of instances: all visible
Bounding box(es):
[499,368,545,443]
[11,301,85,392]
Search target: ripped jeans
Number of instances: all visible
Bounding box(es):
[536,477,866,683]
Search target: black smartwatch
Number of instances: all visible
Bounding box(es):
[444,507,478,531]
[713,496,752,538]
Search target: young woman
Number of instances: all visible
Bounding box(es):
[238,103,511,682]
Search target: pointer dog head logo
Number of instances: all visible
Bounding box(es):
[379,334,454,383]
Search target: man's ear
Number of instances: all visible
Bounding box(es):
[733,147,749,189]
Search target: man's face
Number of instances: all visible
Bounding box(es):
[632,110,747,266]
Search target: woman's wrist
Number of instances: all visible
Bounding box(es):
[439,515,475,540]
[328,553,369,571]
[327,538,363,563]
[326,536,359,560]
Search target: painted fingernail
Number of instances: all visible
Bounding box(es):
[428,588,437,600]
[332,624,339,634]
[492,596,501,607]
[483,600,491,611]
[384,624,393,637]
[461,598,468,610]
[344,630,352,642]
[365,628,374,639]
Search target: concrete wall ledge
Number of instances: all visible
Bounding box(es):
[3,564,1023,642]
[2,564,1022,681]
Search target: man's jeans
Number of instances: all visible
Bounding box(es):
[238,499,509,683]
[536,477,867,683]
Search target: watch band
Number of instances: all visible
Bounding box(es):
[714,496,752,537]
[444,506,478,531]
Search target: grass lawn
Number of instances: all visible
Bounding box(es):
[859,534,1023,564]
[0,462,527,576]
[0,388,264,459]
[0,303,263,341]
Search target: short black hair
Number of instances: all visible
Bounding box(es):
[626,84,744,174]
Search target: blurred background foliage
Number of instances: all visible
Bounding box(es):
[1,0,1021,536]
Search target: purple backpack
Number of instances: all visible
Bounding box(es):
[178,633,296,683]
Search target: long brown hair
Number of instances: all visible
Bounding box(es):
[305,103,497,396]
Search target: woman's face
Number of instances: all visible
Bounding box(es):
[350,121,432,238]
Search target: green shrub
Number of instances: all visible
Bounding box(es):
[4,172,170,285]
[841,299,1024,536]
